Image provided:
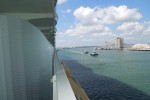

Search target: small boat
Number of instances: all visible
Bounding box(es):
[83,50,89,54]
[56,48,59,51]
[90,51,98,56]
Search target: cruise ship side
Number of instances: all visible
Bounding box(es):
[0,0,88,100]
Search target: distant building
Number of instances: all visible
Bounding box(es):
[115,37,123,49]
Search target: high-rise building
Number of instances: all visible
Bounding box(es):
[115,37,123,49]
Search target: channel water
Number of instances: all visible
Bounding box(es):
[58,47,150,100]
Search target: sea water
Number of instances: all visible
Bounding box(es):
[58,48,150,99]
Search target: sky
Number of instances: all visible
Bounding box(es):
[56,0,150,47]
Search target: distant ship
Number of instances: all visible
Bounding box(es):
[83,50,89,54]
[90,51,98,56]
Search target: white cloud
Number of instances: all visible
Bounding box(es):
[117,21,150,35]
[62,9,72,13]
[101,5,142,24]
[62,24,112,37]
[144,21,150,25]
[56,5,150,47]
[143,21,150,34]
[57,0,67,5]
[73,5,142,25]
[144,26,150,34]
[62,5,143,37]
[117,22,144,35]
[82,38,94,42]
[74,7,99,26]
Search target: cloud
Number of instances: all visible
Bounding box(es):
[62,24,112,37]
[61,9,72,13]
[144,26,150,34]
[58,5,142,39]
[144,21,150,25]
[57,0,67,5]
[74,5,142,25]
[117,21,150,35]
[73,7,99,26]
[56,5,149,47]
[60,6,138,37]
[82,38,94,42]
[117,22,144,35]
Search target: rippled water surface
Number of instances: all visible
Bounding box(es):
[58,48,150,100]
